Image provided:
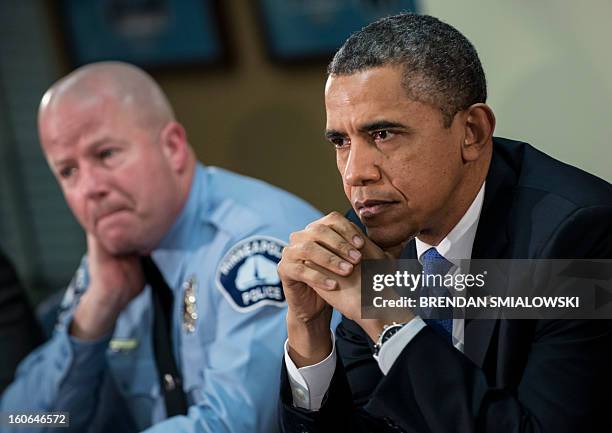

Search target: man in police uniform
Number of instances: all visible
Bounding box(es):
[1,62,321,432]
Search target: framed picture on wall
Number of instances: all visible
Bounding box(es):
[256,0,419,63]
[59,0,231,69]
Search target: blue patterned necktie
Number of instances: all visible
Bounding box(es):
[420,248,454,343]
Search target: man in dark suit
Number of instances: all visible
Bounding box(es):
[0,250,43,394]
[277,13,612,433]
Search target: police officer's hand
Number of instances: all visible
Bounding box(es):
[279,212,367,367]
[70,234,144,340]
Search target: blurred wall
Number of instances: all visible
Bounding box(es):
[0,0,610,301]
[425,0,612,183]
[151,1,344,215]
[1,1,85,300]
[135,0,612,218]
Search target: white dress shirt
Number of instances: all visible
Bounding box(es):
[285,183,486,410]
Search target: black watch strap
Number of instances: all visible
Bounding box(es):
[373,323,405,356]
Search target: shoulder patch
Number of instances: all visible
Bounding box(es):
[216,236,287,312]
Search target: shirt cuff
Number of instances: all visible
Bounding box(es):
[59,321,111,383]
[284,330,336,411]
[68,335,110,373]
[375,317,426,375]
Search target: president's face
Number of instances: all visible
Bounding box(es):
[325,65,467,249]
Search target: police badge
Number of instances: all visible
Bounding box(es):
[215,236,287,312]
[183,275,198,333]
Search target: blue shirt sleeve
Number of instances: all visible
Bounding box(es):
[1,324,111,432]
[0,261,113,433]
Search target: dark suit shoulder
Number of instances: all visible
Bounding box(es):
[493,137,612,258]
[494,137,612,208]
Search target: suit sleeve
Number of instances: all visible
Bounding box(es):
[280,206,612,433]
[279,318,397,433]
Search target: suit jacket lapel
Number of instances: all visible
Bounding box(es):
[464,139,518,369]
[399,239,417,259]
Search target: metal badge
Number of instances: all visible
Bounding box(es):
[182,275,198,333]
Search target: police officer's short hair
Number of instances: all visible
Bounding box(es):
[328,13,487,127]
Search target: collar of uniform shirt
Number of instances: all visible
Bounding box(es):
[151,163,209,295]
[415,181,486,268]
[157,163,208,252]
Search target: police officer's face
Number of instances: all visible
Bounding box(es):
[325,65,469,250]
[39,96,183,255]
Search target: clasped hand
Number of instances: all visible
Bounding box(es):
[279,212,406,330]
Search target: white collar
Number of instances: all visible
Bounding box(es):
[415,182,486,267]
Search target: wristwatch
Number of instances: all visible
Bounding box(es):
[373,322,406,357]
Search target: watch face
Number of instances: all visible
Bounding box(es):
[381,324,403,345]
[374,323,406,356]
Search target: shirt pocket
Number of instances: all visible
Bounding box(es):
[107,350,161,429]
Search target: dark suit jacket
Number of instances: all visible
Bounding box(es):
[279,137,612,433]
[0,250,43,394]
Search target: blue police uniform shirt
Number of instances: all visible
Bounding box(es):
[1,163,322,433]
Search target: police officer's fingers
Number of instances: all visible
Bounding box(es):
[321,211,365,249]
[86,232,102,262]
[303,223,361,265]
[86,232,119,267]
[281,260,338,292]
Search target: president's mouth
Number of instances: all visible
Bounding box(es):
[355,200,399,219]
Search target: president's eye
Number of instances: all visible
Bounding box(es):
[372,130,394,141]
[329,136,350,149]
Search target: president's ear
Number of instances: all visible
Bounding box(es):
[461,103,495,162]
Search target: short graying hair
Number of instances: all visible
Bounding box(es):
[328,13,487,127]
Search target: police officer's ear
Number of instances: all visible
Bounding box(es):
[159,121,190,173]
[459,103,495,163]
